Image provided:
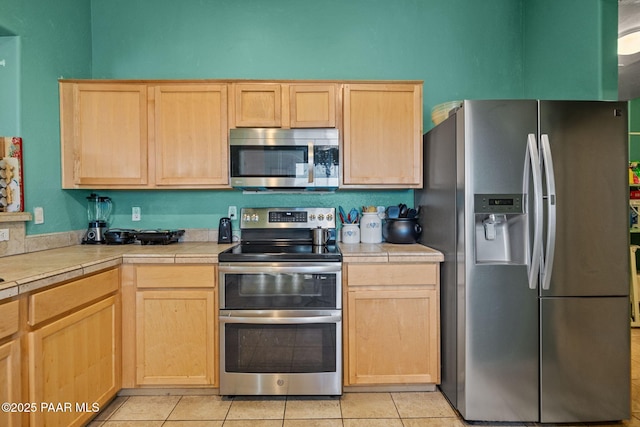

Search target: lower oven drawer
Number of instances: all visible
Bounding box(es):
[219,309,342,396]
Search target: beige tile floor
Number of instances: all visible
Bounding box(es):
[86,328,640,427]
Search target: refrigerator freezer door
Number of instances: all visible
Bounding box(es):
[539,101,628,297]
[540,297,630,422]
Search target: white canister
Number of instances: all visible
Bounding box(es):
[360,212,382,243]
[341,224,360,244]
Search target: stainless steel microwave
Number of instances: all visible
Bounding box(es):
[229,128,339,190]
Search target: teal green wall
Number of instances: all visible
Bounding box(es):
[0,35,20,135]
[0,0,92,234]
[0,0,620,235]
[523,0,618,100]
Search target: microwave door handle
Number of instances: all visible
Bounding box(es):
[308,142,314,183]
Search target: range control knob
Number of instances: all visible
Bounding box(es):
[308,214,316,221]
[326,213,333,222]
[317,214,325,221]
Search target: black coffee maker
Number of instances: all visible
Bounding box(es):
[218,217,232,243]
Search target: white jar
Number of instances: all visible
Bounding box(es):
[360,212,382,243]
[341,224,360,244]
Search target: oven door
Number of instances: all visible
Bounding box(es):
[219,310,342,396]
[219,262,342,310]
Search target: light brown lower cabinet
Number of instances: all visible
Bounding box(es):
[344,263,440,386]
[28,295,120,427]
[135,289,216,386]
[122,264,218,388]
[0,299,20,427]
[0,338,20,427]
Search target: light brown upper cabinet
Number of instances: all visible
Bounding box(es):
[231,82,338,128]
[343,83,423,188]
[152,84,228,186]
[232,83,282,127]
[289,84,337,128]
[60,79,423,189]
[60,81,230,189]
[60,82,149,187]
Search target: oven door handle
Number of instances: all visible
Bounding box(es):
[219,263,342,274]
[219,310,341,325]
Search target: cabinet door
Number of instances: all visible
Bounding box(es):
[136,290,216,386]
[289,84,337,128]
[153,84,229,186]
[233,83,282,127]
[29,296,120,427]
[346,288,439,385]
[0,340,20,427]
[343,83,422,187]
[62,83,148,187]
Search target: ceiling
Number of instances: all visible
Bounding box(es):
[619,0,640,100]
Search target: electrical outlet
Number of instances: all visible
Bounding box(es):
[0,229,8,241]
[34,207,44,224]
[132,207,141,221]
[228,206,237,220]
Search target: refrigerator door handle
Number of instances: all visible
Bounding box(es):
[526,133,543,290]
[540,134,556,290]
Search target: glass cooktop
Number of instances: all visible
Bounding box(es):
[218,244,342,262]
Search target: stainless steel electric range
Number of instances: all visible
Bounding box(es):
[218,207,342,396]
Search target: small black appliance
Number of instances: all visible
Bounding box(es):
[218,217,232,243]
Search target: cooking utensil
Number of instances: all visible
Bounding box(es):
[398,204,408,218]
[348,208,359,224]
[104,228,137,245]
[407,208,417,218]
[339,206,347,223]
[135,229,185,245]
[311,227,331,246]
[386,205,400,219]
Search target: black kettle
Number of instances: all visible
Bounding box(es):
[218,217,232,243]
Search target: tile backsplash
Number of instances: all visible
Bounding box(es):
[0,220,27,256]
[0,226,232,257]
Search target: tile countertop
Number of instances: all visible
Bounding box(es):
[339,242,444,263]
[0,242,235,301]
[0,242,443,301]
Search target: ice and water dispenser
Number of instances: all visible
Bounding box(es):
[474,194,527,264]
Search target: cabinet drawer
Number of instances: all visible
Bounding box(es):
[0,300,19,340]
[346,263,437,287]
[28,268,119,326]
[135,265,216,288]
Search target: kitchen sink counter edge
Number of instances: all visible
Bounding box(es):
[0,242,442,301]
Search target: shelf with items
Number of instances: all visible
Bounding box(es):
[630,199,640,231]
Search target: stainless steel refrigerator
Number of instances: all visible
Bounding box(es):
[416,100,630,423]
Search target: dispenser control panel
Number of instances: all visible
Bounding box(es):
[474,194,524,214]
